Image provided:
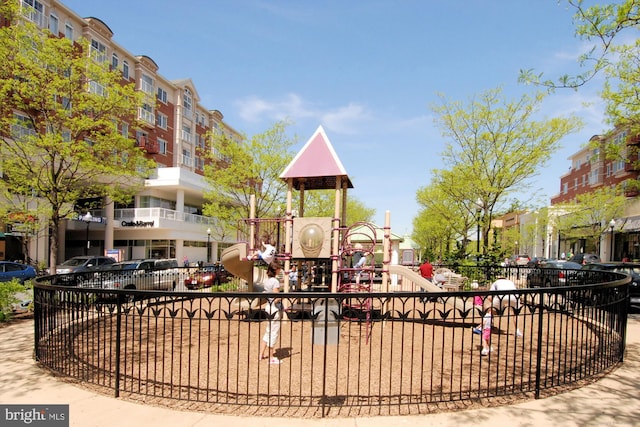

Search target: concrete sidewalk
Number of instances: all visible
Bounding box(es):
[1,313,639,427]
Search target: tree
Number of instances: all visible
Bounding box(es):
[202,121,296,239]
[414,179,470,260]
[554,187,626,254]
[0,4,154,271]
[301,191,375,225]
[430,87,583,252]
[519,0,640,90]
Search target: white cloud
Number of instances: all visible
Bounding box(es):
[233,93,371,134]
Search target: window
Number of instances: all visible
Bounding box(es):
[196,157,205,170]
[157,138,167,155]
[183,89,192,119]
[11,113,35,139]
[122,61,129,79]
[141,74,154,95]
[182,125,192,143]
[60,95,71,110]
[111,53,118,70]
[156,113,168,129]
[195,133,206,149]
[48,13,58,35]
[157,87,167,103]
[139,103,154,124]
[64,22,73,39]
[121,122,128,138]
[22,0,44,27]
[574,178,578,189]
[135,130,147,147]
[181,149,192,167]
[90,39,107,63]
[88,80,106,96]
[562,182,568,194]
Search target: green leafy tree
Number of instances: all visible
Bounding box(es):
[0,3,154,271]
[202,121,296,239]
[554,187,626,254]
[301,190,375,225]
[430,86,583,252]
[414,180,468,260]
[519,0,640,90]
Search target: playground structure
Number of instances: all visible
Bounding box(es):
[29,126,630,417]
[221,126,451,307]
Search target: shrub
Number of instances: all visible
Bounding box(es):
[0,279,27,322]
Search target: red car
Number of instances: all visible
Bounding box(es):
[184,265,231,289]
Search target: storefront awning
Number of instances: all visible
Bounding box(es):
[619,216,640,231]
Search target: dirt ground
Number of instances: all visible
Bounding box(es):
[37,292,620,419]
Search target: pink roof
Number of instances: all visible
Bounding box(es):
[280,126,353,190]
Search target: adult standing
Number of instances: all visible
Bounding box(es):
[419,259,433,281]
[259,261,285,364]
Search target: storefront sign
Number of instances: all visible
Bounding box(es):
[121,220,154,227]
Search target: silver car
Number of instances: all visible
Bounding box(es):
[82,258,179,291]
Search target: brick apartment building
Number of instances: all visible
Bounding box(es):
[3,0,243,266]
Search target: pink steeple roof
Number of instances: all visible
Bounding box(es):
[280,126,353,190]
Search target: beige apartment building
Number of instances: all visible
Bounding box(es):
[6,0,242,266]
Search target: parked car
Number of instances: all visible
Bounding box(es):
[50,255,117,284]
[0,261,37,283]
[526,257,547,267]
[184,264,232,289]
[581,262,640,307]
[526,260,584,288]
[568,253,601,265]
[506,254,531,266]
[82,258,179,291]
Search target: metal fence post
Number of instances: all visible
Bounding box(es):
[114,297,122,398]
[534,289,545,399]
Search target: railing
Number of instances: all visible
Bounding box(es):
[113,207,218,227]
[33,268,629,418]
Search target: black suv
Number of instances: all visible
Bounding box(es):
[526,260,584,288]
[581,262,640,307]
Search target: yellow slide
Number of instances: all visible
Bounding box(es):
[221,243,267,291]
[388,264,467,311]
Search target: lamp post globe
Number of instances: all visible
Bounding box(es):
[82,212,92,256]
[609,219,615,261]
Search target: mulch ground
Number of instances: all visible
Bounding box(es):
[32,294,618,418]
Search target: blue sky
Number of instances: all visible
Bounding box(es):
[61,0,607,235]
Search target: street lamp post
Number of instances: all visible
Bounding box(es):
[609,219,615,261]
[207,228,211,263]
[475,198,482,254]
[82,212,92,256]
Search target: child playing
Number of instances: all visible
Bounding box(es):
[481,300,496,356]
[472,295,484,334]
[249,239,277,266]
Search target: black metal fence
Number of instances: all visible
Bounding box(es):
[33,267,629,418]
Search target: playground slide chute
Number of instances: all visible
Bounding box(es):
[221,243,266,291]
[388,264,467,311]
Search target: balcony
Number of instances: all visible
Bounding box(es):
[180,130,193,143]
[180,155,193,167]
[22,4,44,28]
[114,207,218,229]
[140,80,155,95]
[139,109,155,125]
